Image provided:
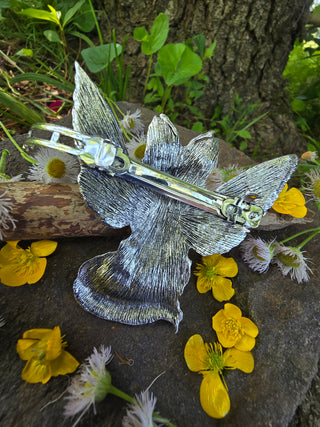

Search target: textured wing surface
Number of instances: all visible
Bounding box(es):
[176,134,219,186]
[216,155,298,213]
[72,62,127,152]
[181,205,248,256]
[74,195,191,329]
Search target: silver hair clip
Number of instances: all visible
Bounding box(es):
[27,123,263,229]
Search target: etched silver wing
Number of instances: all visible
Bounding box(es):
[72,64,297,329]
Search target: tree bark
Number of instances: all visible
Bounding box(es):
[94,0,313,156]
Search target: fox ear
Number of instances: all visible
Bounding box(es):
[72,62,127,152]
[216,154,298,214]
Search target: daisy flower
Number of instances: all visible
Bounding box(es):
[120,109,145,136]
[241,237,275,273]
[273,243,312,284]
[64,345,113,426]
[27,147,80,184]
[302,167,320,203]
[0,190,17,240]
[126,133,147,160]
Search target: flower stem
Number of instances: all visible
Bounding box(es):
[279,227,320,244]
[109,385,133,403]
[0,121,37,164]
[143,54,153,98]
[297,229,320,249]
[0,149,9,174]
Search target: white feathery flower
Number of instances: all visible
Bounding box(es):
[120,109,145,136]
[241,237,275,273]
[27,147,80,183]
[300,151,318,161]
[302,167,320,203]
[273,244,312,284]
[0,189,17,240]
[64,345,113,427]
[0,174,23,182]
[122,389,158,427]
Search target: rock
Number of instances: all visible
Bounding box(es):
[0,104,319,426]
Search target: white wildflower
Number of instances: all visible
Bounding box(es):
[64,345,113,426]
[241,237,275,273]
[126,133,147,160]
[120,109,145,136]
[27,147,80,183]
[0,174,23,182]
[273,244,312,284]
[122,389,158,427]
[302,167,320,203]
[300,151,318,161]
[0,189,17,240]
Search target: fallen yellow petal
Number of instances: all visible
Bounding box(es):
[200,372,230,418]
[223,348,254,373]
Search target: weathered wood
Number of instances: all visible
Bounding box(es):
[0,182,126,241]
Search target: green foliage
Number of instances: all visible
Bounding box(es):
[283,28,320,137]
[82,43,122,73]
[210,95,267,151]
[134,13,169,55]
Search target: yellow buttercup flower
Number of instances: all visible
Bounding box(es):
[184,334,254,418]
[272,184,307,218]
[194,254,238,301]
[0,240,57,286]
[17,326,79,384]
[212,303,259,351]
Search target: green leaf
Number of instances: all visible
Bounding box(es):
[134,27,148,41]
[63,0,85,27]
[192,121,205,132]
[15,48,33,57]
[11,73,74,92]
[236,129,252,139]
[0,90,45,124]
[239,140,248,151]
[155,43,203,86]
[134,13,169,55]
[204,40,216,59]
[72,2,96,33]
[43,29,62,43]
[81,44,122,73]
[19,8,60,25]
[193,34,205,58]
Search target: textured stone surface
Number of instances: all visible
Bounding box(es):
[0,105,319,426]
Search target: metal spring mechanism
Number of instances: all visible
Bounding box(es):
[27,123,263,229]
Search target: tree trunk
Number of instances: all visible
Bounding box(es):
[94,0,313,156]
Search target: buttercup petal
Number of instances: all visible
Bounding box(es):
[16,339,39,360]
[27,258,47,284]
[223,303,242,319]
[30,240,57,257]
[22,329,54,340]
[184,334,209,372]
[214,256,238,278]
[196,276,213,294]
[21,358,52,384]
[235,334,256,352]
[200,373,230,419]
[211,276,235,302]
[50,351,79,376]
[216,330,238,348]
[45,326,62,361]
[223,348,254,373]
[212,310,227,332]
[240,317,259,337]
[0,263,29,287]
